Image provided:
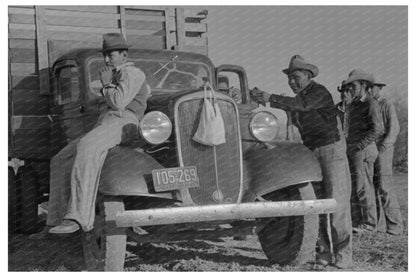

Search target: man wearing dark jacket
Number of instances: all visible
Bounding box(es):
[343,69,384,233]
[251,55,352,269]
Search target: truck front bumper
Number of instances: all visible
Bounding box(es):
[115,199,337,227]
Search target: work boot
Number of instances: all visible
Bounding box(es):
[48,220,80,234]
[331,254,352,269]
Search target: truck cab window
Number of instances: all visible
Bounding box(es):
[56,66,80,105]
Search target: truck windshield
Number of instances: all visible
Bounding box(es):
[88,58,211,97]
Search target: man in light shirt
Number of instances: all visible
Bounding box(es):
[47,33,151,234]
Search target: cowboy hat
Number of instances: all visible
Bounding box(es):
[344,68,375,86]
[100,33,129,52]
[373,80,386,87]
[282,55,319,78]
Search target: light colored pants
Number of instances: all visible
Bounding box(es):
[47,111,137,231]
[348,143,378,229]
[313,140,352,264]
[374,144,404,234]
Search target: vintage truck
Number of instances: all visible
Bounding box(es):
[8,6,336,271]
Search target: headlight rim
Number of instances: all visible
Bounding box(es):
[249,110,278,142]
[139,111,172,145]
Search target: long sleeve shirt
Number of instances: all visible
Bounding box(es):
[101,62,149,119]
[268,81,340,150]
[347,96,383,150]
[378,98,400,145]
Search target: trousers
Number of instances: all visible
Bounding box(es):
[47,111,137,231]
[313,139,352,264]
[348,143,378,229]
[374,144,404,234]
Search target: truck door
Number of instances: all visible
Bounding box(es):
[51,60,86,151]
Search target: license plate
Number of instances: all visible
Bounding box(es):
[152,166,199,192]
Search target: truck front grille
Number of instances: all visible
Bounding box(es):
[176,96,242,205]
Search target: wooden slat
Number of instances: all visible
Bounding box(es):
[175,8,185,49]
[11,75,39,89]
[44,6,118,14]
[164,9,173,49]
[8,29,36,39]
[35,6,50,95]
[47,31,103,42]
[11,63,37,76]
[46,25,120,33]
[8,7,35,15]
[9,23,35,30]
[183,9,207,19]
[9,39,36,49]
[125,7,165,16]
[128,35,166,50]
[45,15,119,28]
[184,23,207,33]
[125,20,164,30]
[125,14,165,22]
[126,29,165,36]
[120,6,126,37]
[44,9,120,19]
[9,48,36,63]
[8,14,35,24]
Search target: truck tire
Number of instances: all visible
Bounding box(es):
[82,196,126,271]
[8,167,21,233]
[257,183,319,266]
[19,165,40,234]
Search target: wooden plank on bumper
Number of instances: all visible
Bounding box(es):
[116,199,337,227]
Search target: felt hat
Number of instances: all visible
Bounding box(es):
[100,33,129,52]
[282,55,319,78]
[373,80,386,87]
[344,68,375,86]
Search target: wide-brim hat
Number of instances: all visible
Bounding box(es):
[373,80,386,87]
[344,68,375,86]
[99,33,129,52]
[282,55,319,78]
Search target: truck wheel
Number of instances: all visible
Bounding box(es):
[9,167,20,233]
[82,197,126,271]
[19,165,40,234]
[257,183,319,266]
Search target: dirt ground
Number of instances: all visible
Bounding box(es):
[8,174,408,272]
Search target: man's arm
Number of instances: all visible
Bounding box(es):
[102,68,147,112]
[268,87,331,112]
[382,100,400,145]
[355,99,384,150]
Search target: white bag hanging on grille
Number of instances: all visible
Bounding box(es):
[192,83,226,146]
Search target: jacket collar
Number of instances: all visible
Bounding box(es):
[115,62,134,72]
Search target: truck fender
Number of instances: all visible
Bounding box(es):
[99,146,175,199]
[242,142,322,202]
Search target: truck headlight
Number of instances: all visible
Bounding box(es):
[140,111,172,144]
[249,111,278,142]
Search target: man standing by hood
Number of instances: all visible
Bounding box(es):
[251,55,352,269]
